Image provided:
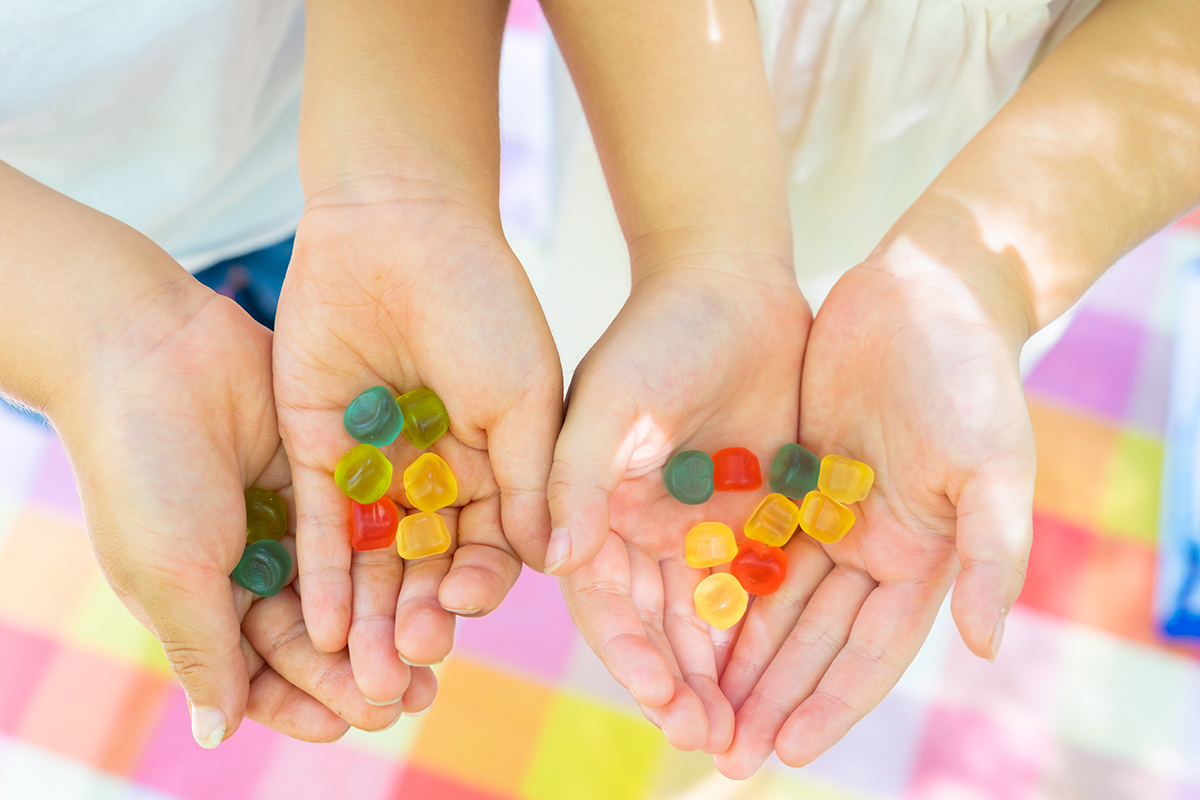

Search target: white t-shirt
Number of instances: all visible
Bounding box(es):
[0,0,305,272]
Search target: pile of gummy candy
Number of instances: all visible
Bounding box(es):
[229,385,456,598]
[663,444,874,629]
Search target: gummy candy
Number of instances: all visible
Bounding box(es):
[403,452,458,512]
[712,447,761,492]
[335,443,393,504]
[685,521,737,568]
[799,490,855,543]
[663,450,715,505]
[744,493,801,547]
[768,443,820,499]
[351,497,400,551]
[245,487,287,543]
[817,454,874,504]
[731,540,787,595]
[693,572,748,630]
[232,540,291,597]
[397,388,449,450]
[397,511,452,559]
[344,386,404,447]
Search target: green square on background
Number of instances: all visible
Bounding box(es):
[1098,431,1163,543]
[1054,624,1191,775]
[522,693,663,800]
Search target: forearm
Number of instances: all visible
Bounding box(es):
[300,0,509,216]
[889,0,1200,338]
[0,162,202,426]
[540,0,792,279]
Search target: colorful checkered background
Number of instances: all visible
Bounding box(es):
[4,6,1200,799]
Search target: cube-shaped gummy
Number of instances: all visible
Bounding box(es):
[397,511,452,559]
[712,447,762,492]
[744,493,801,547]
[817,454,874,504]
[344,386,404,447]
[693,572,748,630]
[334,444,393,504]
[245,487,288,543]
[231,540,292,598]
[403,452,458,512]
[684,521,737,568]
[663,450,715,505]
[397,388,450,450]
[768,443,820,499]
[351,497,400,551]
[799,490,855,543]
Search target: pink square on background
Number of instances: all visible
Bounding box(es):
[454,567,577,682]
[1018,512,1092,619]
[134,688,280,800]
[506,0,543,30]
[390,765,511,800]
[27,438,82,518]
[1025,309,1147,422]
[0,621,58,734]
[908,706,1048,800]
[939,606,1064,729]
[252,737,401,800]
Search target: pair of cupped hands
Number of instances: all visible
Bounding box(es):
[72,188,1036,779]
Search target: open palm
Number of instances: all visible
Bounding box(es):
[716,255,1036,776]
[548,263,810,753]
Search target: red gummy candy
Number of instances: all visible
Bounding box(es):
[731,539,787,595]
[351,497,400,551]
[712,447,762,492]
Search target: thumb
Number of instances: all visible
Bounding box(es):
[545,381,644,576]
[140,567,249,748]
[949,453,1036,661]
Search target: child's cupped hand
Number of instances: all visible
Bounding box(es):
[715,234,1037,777]
[545,254,811,754]
[272,192,563,704]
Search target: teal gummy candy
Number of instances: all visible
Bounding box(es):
[663,450,715,505]
[344,386,404,447]
[768,443,820,498]
[232,540,291,598]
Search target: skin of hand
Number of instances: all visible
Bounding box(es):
[0,161,383,748]
[279,0,562,702]
[273,196,562,701]
[717,0,1200,775]
[548,257,810,753]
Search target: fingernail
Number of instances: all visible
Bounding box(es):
[382,714,404,731]
[544,527,571,575]
[190,706,227,749]
[408,702,433,717]
[398,651,443,667]
[990,608,1009,662]
[442,607,481,616]
[364,695,405,707]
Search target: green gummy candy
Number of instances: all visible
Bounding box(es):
[245,487,287,543]
[397,387,449,450]
[663,450,715,505]
[768,443,820,498]
[232,540,291,598]
[344,386,404,447]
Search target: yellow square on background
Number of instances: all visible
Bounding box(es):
[65,574,174,679]
[1097,431,1163,543]
[0,508,96,636]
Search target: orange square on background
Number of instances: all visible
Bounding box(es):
[411,657,554,797]
[1071,536,1158,646]
[0,508,97,635]
[1029,402,1120,531]
[18,644,171,774]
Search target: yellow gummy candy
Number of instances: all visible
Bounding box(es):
[334,444,393,504]
[744,493,801,548]
[817,454,874,504]
[685,522,737,568]
[799,490,855,544]
[693,572,748,630]
[397,511,452,559]
[403,452,458,512]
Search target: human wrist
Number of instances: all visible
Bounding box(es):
[627,225,797,291]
